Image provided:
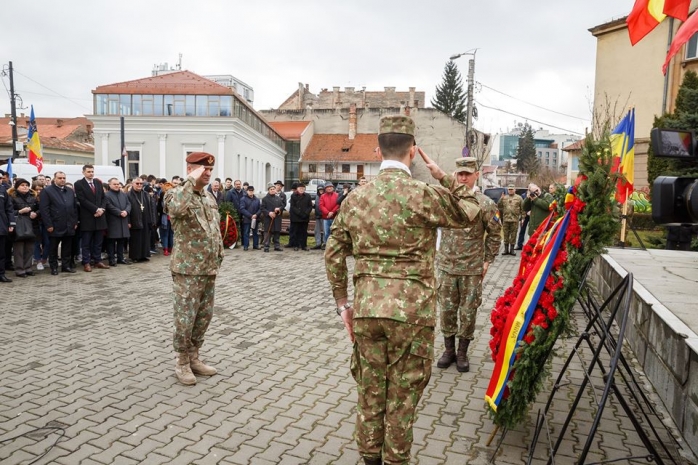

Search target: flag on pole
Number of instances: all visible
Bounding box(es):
[627,0,691,45]
[485,211,572,411]
[610,110,635,204]
[26,106,44,173]
[663,9,698,74]
[6,157,13,181]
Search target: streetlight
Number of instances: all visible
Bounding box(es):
[450,49,478,156]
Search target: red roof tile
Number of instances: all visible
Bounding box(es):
[0,116,94,153]
[302,134,380,163]
[268,121,310,140]
[92,70,233,96]
[562,140,585,151]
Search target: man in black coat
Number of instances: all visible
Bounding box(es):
[39,171,78,275]
[261,183,285,252]
[105,178,132,266]
[289,182,313,251]
[74,164,108,271]
[0,182,16,282]
[127,179,153,262]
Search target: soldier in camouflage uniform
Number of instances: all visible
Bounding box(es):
[436,158,501,373]
[497,183,523,256]
[164,152,224,386]
[325,115,482,465]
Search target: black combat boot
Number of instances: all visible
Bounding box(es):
[456,338,470,373]
[510,245,516,257]
[437,336,456,369]
[363,456,382,465]
[502,245,509,255]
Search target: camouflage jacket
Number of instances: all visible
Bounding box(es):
[497,193,523,223]
[325,168,482,328]
[164,175,224,275]
[437,192,501,275]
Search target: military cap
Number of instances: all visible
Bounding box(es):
[185,151,215,167]
[274,180,284,186]
[507,183,516,189]
[454,157,478,174]
[379,115,415,136]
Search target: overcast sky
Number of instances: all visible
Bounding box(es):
[1,1,634,137]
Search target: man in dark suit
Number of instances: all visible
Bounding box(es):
[39,171,78,275]
[74,164,109,272]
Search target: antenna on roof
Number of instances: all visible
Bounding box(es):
[177,53,182,70]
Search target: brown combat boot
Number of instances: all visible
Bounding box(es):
[456,338,470,373]
[188,347,217,376]
[437,336,457,369]
[175,352,196,385]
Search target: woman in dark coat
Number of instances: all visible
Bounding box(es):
[127,181,153,262]
[105,178,131,266]
[8,178,39,277]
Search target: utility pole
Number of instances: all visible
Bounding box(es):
[466,56,475,153]
[8,61,19,159]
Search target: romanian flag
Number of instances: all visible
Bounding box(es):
[26,106,43,173]
[610,110,635,204]
[663,9,698,74]
[627,0,691,45]
[485,210,571,411]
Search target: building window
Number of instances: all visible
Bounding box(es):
[196,96,208,116]
[127,150,140,179]
[185,95,196,116]
[119,95,131,115]
[164,95,174,116]
[687,33,698,59]
[220,96,232,116]
[342,164,350,173]
[173,95,186,116]
[95,94,107,115]
[154,95,163,116]
[142,95,153,115]
[325,164,334,173]
[132,94,142,115]
[108,94,119,115]
[308,164,317,172]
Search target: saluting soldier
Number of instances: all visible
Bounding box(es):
[325,115,482,465]
[164,152,224,386]
[498,183,523,256]
[436,157,501,373]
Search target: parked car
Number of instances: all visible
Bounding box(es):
[483,187,528,203]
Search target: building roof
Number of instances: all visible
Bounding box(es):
[0,116,94,153]
[93,70,234,96]
[562,140,585,152]
[302,134,380,163]
[267,121,310,140]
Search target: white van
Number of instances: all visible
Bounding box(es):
[0,160,125,186]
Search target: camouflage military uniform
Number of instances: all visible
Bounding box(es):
[498,192,523,247]
[164,175,224,353]
[437,192,501,341]
[325,132,482,464]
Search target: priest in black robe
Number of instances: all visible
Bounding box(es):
[127,179,153,262]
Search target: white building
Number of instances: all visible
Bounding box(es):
[89,70,285,187]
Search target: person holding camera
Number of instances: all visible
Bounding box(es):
[336,183,353,207]
[522,183,553,236]
[262,183,285,252]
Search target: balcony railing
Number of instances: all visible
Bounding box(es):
[300,171,377,182]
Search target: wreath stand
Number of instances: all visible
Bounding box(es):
[524,272,683,464]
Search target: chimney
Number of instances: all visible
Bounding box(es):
[384,86,396,94]
[298,82,305,110]
[56,118,63,127]
[409,87,415,106]
[333,86,340,108]
[349,104,357,140]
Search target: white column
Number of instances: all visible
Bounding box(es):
[100,133,109,166]
[158,134,167,178]
[217,135,226,179]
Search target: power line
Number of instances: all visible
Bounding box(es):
[17,89,92,101]
[12,68,91,112]
[475,100,585,136]
[477,82,589,122]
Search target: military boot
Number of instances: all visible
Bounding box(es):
[510,245,516,257]
[175,352,196,385]
[363,456,382,465]
[456,338,470,373]
[502,244,509,255]
[437,336,456,369]
[188,347,217,376]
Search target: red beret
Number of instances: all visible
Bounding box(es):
[185,151,215,167]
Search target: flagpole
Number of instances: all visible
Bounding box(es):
[620,188,629,247]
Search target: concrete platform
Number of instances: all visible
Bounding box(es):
[591,248,698,458]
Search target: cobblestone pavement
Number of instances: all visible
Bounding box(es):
[0,247,694,464]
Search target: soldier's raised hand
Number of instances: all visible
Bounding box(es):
[418,147,446,181]
[190,165,206,182]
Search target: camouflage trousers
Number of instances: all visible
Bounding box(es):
[351,318,434,465]
[172,273,216,353]
[437,271,482,340]
[502,221,518,245]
